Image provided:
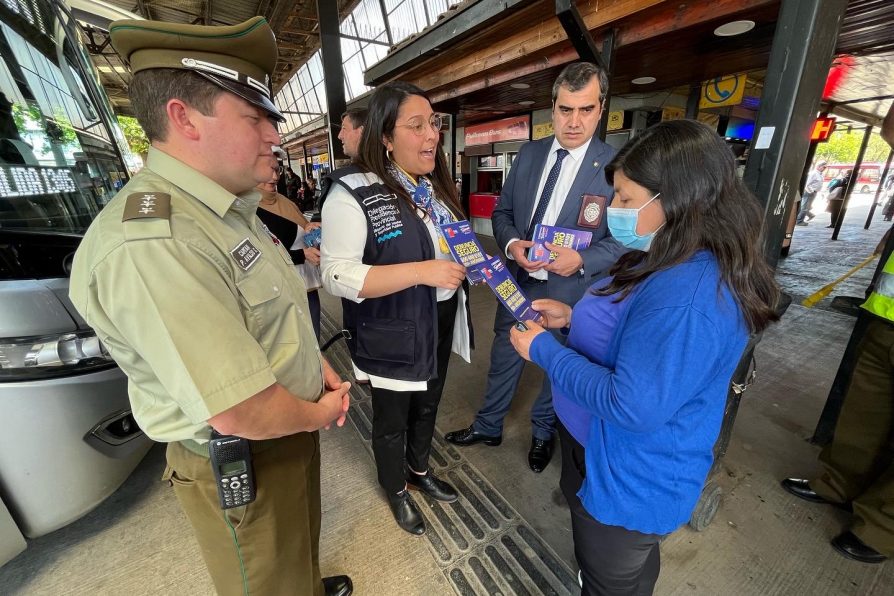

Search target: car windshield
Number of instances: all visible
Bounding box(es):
[0,0,131,236]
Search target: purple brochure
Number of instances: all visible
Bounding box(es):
[479,255,540,323]
[440,220,487,284]
[529,224,593,263]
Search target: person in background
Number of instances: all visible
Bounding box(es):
[301,177,313,209]
[256,169,323,339]
[317,108,368,219]
[321,81,472,536]
[445,62,626,474]
[509,120,779,594]
[68,17,352,596]
[275,161,288,196]
[285,166,301,204]
[782,101,894,565]
[825,169,851,228]
[338,108,367,160]
[304,178,318,212]
[796,159,827,225]
[881,173,894,221]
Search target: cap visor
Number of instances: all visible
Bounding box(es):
[194,71,285,122]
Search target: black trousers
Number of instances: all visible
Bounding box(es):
[558,422,662,596]
[370,294,457,494]
[828,198,844,227]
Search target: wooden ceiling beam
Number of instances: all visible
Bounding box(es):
[405,0,776,95]
[202,0,213,26]
[134,0,152,20]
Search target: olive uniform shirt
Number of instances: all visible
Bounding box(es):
[70,147,323,444]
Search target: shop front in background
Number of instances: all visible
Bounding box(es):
[465,115,530,237]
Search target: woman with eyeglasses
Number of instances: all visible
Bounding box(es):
[320,81,472,535]
[509,120,780,594]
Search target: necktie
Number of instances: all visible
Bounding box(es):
[526,148,569,239]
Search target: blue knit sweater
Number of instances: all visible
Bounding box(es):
[530,251,748,535]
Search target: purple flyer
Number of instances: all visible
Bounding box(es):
[440,220,487,284]
[479,255,540,323]
[529,224,593,263]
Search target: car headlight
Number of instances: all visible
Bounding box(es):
[0,331,116,381]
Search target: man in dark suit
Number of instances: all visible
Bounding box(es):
[446,62,626,472]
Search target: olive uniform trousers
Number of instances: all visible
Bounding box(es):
[813,317,894,557]
[164,432,323,596]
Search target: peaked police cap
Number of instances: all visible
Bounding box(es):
[110,16,284,121]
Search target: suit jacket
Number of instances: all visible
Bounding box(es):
[492,135,626,306]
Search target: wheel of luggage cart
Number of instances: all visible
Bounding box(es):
[689,481,722,531]
[686,293,792,532]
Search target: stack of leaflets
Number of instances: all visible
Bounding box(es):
[479,255,540,323]
[440,220,488,284]
[529,224,592,263]
[303,227,322,248]
[441,220,540,323]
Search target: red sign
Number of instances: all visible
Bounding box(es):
[464,115,530,146]
[811,117,836,142]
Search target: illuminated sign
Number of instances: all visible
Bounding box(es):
[464,116,530,146]
[811,117,837,142]
[0,166,78,198]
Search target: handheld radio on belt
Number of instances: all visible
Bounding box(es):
[209,429,256,509]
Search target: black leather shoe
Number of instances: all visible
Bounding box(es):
[408,470,458,502]
[323,575,353,596]
[781,478,852,511]
[831,531,887,564]
[387,490,425,535]
[528,437,554,473]
[445,426,502,447]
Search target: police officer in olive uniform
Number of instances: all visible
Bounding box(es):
[69,17,353,596]
[782,103,894,565]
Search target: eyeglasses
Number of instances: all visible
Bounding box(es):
[398,114,445,136]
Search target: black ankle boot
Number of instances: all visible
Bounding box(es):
[407,470,458,502]
[387,489,425,535]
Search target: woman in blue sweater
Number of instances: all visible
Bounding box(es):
[510,120,779,595]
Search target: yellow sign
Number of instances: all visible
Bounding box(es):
[607,111,624,131]
[533,122,554,140]
[661,106,685,121]
[697,112,720,128]
[699,74,746,109]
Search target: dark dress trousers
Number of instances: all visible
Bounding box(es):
[473,135,626,440]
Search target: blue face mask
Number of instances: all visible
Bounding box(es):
[606,193,661,251]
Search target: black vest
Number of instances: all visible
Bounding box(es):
[329,167,441,381]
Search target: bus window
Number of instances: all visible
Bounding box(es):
[0,0,132,240]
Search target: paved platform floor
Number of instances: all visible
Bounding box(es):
[2,196,894,594]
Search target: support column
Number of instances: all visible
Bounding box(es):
[555,1,615,142]
[864,148,893,229]
[741,0,847,269]
[450,113,457,181]
[302,142,309,180]
[831,125,872,239]
[316,0,347,162]
[685,83,700,120]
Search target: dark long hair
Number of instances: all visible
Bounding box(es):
[355,81,464,218]
[598,119,779,333]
